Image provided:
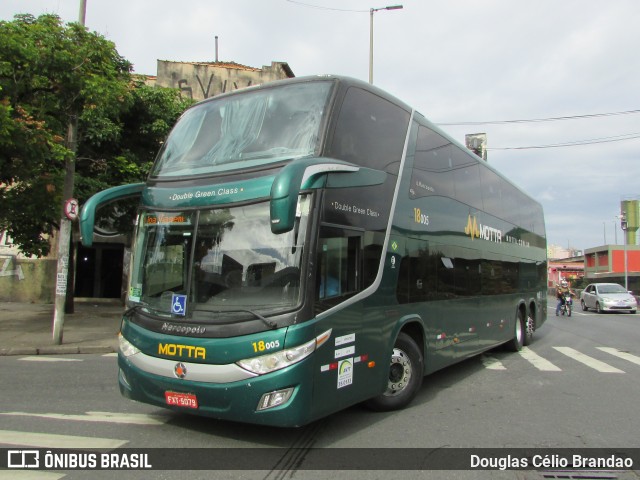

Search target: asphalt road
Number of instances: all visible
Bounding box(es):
[0,307,638,480]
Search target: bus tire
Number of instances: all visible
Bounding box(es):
[365,332,423,412]
[505,310,525,352]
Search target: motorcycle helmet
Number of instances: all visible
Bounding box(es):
[561,280,568,287]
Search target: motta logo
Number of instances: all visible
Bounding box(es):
[464,215,481,239]
[464,215,502,243]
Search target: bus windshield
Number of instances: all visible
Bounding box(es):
[151,81,333,177]
[128,196,311,319]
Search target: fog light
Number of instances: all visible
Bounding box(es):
[257,388,294,411]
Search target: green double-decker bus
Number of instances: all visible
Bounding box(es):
[80,75,547,427]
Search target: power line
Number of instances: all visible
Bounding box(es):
[488,132,640,150]
[438,109,640,126]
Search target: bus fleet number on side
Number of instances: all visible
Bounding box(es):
[413,208,429,226]
[252,340,281,352]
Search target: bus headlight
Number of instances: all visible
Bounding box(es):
[237,329,331,375]
[119,333,140,357]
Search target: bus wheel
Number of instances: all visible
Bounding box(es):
[365,332,423,412]
[523,314,534,346]
[505,311,525,352]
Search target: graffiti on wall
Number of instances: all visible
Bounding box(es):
[0,256,24,280]
[177,75,254,100]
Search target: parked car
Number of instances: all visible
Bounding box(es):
[580,283,637,314]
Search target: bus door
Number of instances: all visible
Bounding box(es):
[310,226,385,416]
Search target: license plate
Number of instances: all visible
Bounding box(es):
[165,391,198,409]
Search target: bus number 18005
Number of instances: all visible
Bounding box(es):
[413,208,429,226]
[252,340,281,353]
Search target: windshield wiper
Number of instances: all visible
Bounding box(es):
[123,304,145,319]
[195,307,278,329]
[235,309,278,329]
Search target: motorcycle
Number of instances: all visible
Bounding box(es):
[560,293,573,317]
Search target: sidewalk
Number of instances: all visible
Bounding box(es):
[0,300,124,356]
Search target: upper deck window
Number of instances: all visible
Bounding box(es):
[328,87,410,174]
[151,81,333,178]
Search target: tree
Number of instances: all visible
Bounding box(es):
[0,13,130,256]
[75,78,194,235]
[0,14,193,256]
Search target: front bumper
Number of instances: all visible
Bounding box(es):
[118,351,316,427]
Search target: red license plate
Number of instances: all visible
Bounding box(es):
[165,391,198,409]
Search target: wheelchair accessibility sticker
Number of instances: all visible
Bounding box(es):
[171,294,187,316]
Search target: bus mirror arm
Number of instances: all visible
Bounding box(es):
[269,158,360,234]
[79,183,145,247]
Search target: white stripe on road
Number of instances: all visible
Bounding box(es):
[553,347,625,373]
[0,430,127,449]
[19,357,82,362]
[597,347,640,367]
[0,411,168,425]
[0,471,64,480]
[518,347,562,371]
[481,355,506,370]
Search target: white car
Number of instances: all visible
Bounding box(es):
[580,283,637,314]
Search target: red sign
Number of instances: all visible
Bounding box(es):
[64,199,79,221]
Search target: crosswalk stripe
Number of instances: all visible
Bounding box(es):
[0,430,127,449]
[19,357,81,362]
[553,347,625,373]
[0,471,64,480]
[0,411,168,425]
[518,347,562,371]
[597,347,640,367]
[481,355,506,370]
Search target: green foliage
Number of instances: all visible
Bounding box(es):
[0,14,194,257]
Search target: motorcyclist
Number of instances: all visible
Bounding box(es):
[555,279,574,316]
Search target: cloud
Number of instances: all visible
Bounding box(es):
[2,0,639,251]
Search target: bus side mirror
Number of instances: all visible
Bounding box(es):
[79,183,145,246]
[269,158,359,234]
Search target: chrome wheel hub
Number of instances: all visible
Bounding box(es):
[384,348,412,397]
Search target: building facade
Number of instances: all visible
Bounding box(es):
[154,60,294,102]
[584,244,640,291]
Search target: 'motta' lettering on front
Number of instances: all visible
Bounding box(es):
[464,215,502,243]
[158,343,206,360]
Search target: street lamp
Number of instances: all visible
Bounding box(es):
[369,4,403,84]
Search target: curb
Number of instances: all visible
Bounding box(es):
[0,345,117,356]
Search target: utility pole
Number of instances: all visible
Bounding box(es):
[52,2,85,344]
[78,0,87,25]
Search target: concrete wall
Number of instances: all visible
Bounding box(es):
[0,256,57,303]
[154,60,294,102]
[1,228,58,303]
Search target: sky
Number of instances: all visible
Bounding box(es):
[2,0,639,253]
